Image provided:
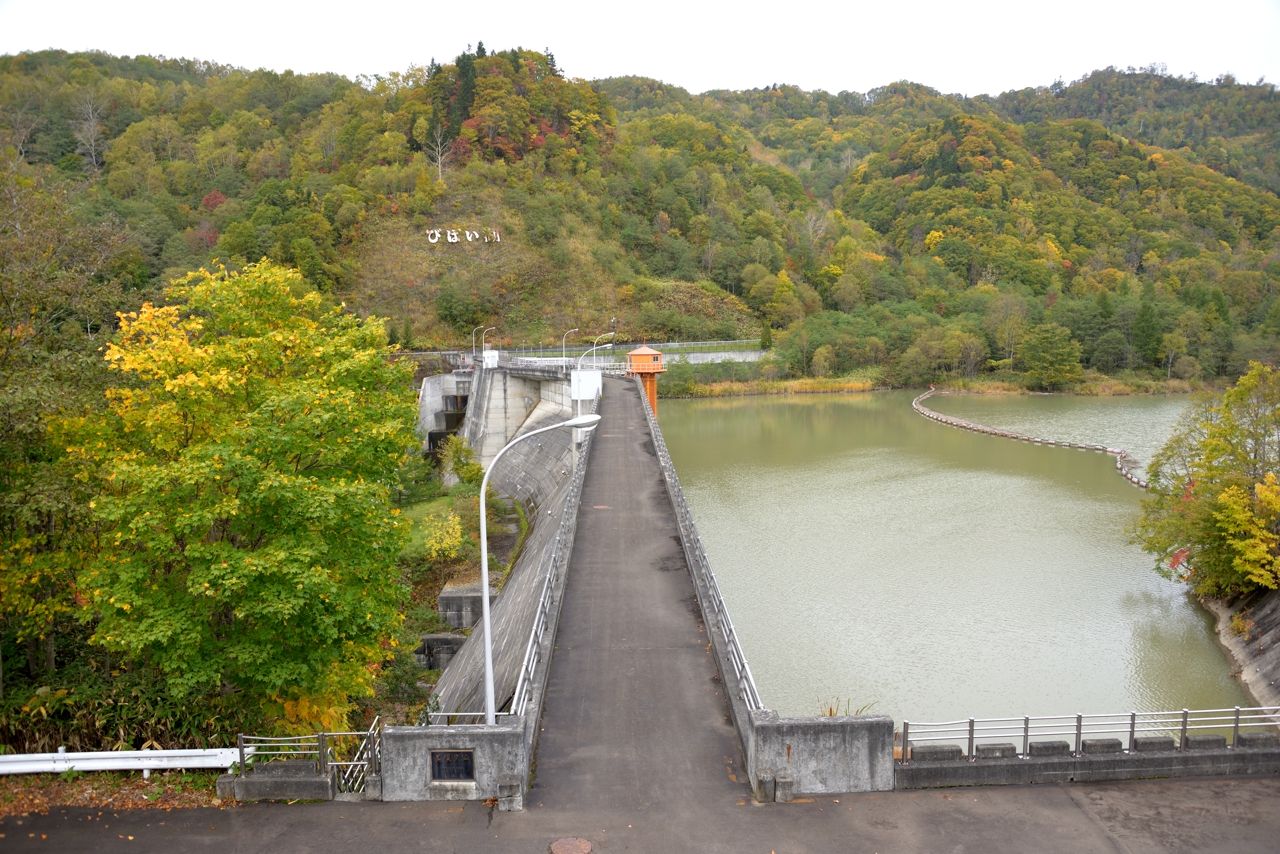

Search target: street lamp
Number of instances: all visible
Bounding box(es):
[592,331,616,368]
[561,328,579,368]
[575,341,614,417]
[471,326,485,361]
[478,412,602,724]
[479,326,496,361]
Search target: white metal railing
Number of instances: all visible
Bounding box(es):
[636,377,764,711]
[424,394,601,725]
[901,706,1280,762]
[499,339,762,361]
[235,717,381,793]
[0,747,242,776]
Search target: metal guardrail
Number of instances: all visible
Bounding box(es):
[499,339,762,361]
[635,377,764,712]
[236,717,381,793]
[901,706,1280,762]
[0,747,242,775]
[423,394,601,725]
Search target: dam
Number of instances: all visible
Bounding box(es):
[226,360,1280,807]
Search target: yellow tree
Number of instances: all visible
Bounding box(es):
[63,262,418,730]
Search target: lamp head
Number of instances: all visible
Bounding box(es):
[563,414,602,429]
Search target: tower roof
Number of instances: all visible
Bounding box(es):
[627,345,662,356]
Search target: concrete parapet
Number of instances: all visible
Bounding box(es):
[1134,736,1176,752]
[749,710,896,794]
[1186,734,1228,750]
[1028,740,1071,757]
[897,745,1280,789]
[912,743,964,761]
[380,721,524,802]
[221,760,335,802]
[1081,738,1124,755]
[975,743,1017,759]
[1238,732,1280,749]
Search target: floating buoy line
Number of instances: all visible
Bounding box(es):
[912,387,1149,489]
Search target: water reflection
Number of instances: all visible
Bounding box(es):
[660,391,1249,723]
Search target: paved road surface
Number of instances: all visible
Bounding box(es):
[8,379,1280,852]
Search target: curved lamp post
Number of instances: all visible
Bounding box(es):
[471,325,486,361]
[479,326,496,361]
[561,328,579,368]
[575,341,614,416]
[592,331,616,368]
[478,412,602,724]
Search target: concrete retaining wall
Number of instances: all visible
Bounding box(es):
[1205,590,1280,710]
[897,744,1280,788]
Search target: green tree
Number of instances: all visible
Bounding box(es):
[63,261,417,730]
[0,151,128,686]
[1132,300,1162,365]
[1091,330,1128,373]
[1132,363,1280,596]
[1018,323,1083,389]
[1159,332,1188,378]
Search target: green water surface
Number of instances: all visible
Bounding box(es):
[659,391,1249,724]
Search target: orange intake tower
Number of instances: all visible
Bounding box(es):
[626,345,666,415]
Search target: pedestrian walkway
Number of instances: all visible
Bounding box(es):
[531,377,745,812]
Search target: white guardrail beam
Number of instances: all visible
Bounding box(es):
[0,747,244,775]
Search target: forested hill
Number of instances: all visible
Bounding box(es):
[2,48,1279,383]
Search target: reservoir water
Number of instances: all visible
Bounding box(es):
[659,391,1249,725]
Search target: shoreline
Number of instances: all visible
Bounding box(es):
[661,376,1203,400]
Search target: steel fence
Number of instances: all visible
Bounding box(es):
[498,339,762,361]
[901,706,1280,762]
[635,377,764,711]
[236,716,381,793]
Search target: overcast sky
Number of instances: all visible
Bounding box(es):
[1,0,1278,97]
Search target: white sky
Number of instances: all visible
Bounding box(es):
[1,0,1278,97]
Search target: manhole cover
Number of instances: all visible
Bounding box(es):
[550,839,592,854]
